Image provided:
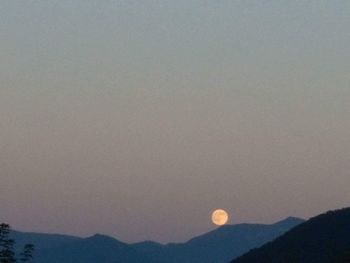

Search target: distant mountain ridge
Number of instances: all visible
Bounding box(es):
[9,217,303,263]
[231,207,350,263]
[144,217,304,263]
[34,234,154,263]
[9,230,80,254]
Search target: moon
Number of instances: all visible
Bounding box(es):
[211,209,229,226]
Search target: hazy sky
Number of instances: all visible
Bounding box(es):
[1,0,350,243]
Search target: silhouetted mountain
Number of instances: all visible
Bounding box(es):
[35,234,153,263]
[10,230,80,254]
[329,250,350,263]
[231,207,350,263]
[131,217,304,263]
[7,217,303,263]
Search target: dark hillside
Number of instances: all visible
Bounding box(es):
[231,207,350,263]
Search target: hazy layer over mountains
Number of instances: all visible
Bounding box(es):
[10,217,303,263]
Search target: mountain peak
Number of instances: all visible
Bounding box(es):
[87,234,122,244]
[274,216,305,227]
[90,233,111,239]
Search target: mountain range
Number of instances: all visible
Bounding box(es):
[9,207,350,262]
[9,217,303,263]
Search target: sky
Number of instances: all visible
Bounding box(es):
[0,0,350,244]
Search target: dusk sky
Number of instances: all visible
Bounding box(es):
[1,1,350,244]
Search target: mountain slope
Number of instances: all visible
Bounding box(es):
[10,230,80,254]
[35,234,153,263]
[231,207,350,263]
[132,217,304,263]
[329,250,350,263]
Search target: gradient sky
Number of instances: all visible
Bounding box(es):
[1,0,350,244]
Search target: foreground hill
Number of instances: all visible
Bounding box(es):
[231,207,350,263]
[11,217,302,263]
[329,250,350,263]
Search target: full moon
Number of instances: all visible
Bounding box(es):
[211,209,229,226]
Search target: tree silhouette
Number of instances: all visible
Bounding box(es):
[0,224,16,263]
[19,244,34,263]
[0,224,34,263]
